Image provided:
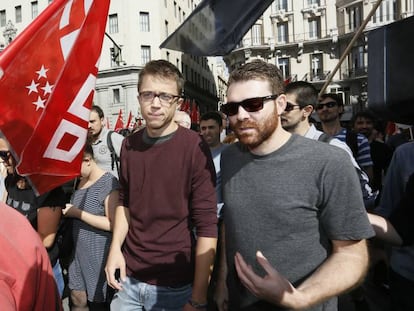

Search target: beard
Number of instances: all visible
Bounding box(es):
[281,117,300,132]
[230,109,279,149]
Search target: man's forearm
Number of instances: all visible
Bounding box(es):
[111,205,130,249]
[294,239,369,309]
[191,237,217,304]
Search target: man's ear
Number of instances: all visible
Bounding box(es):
[303,105,314,118]
[277,94,287,115]
[176,97,184,110]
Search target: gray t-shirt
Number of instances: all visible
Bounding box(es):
[221,134,374,310]
[91,128,124,178]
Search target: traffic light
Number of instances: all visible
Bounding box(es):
[110,45,121,64]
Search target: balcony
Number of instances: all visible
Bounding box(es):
[301,2,325,17]
[341,66,368,80]
[302,70,331,82]
[234,37,273,49]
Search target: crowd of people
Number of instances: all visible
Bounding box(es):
[0,59,413,311]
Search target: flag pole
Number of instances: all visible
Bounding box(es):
[319,0,384,95]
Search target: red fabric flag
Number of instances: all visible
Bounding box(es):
[0,0,110,194]
[180,98,191,113]
[114,109,124,131]
[125,111,133,129]
[386,122,398,137]
[190,100,200,125]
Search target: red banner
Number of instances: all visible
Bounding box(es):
[125,111,133,129]
[0,0,110,194]
[114,109,124,131]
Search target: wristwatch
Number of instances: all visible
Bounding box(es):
[188,299,208,309]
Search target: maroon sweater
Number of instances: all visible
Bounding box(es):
[119,126,218,286]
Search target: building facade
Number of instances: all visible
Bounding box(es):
[223,0,414,120]
[0,0,222,127]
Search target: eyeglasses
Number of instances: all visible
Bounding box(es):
[0,151,10,162]
[285,102,301,112]
[139,91,181,105]
[221,94,278,116]
[316,101,338,111]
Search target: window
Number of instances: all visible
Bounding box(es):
[165,20,169,37]
[166,51,170,61]
[277,22,288,43]
[273,0,288,11]
[164,0,168,8]
[251,24,263,45]
[31,1,38,19]
[277,58,290,79]
[310,53,323,79]
[139,12,150,32]
[351,45,365,74]
[141,45,151,65]
[15,6,22,23]
[307,0,320,5]
[108,14,119,34]
[0,10,6,27]
[174,2,177,17]
[347,4,362,31]
[308,17,321,39]
[113,88,120,104]
[179,7,182,22]
[372,0,396,24]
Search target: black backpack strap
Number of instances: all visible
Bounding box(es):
[345,129,359,159]
[106,130,120,175]
[318,133,333,143]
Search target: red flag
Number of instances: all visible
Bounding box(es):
[190,100,200,125]
[180,98,191,113]
[125,111,133,129]
[0,0,110,194]
[114,109,124,131]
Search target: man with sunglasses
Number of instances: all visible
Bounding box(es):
[105,60,217,310]
[282,81,376,210]
[214,60,374,311]
[316,93,374,182]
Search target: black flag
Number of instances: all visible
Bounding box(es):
[160,0,273,56]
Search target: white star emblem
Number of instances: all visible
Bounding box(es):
[36,65,49,80]
[33,96,46,111]
[41,81,54,95]
[26,80,39,95]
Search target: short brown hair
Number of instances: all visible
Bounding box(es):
[227,60,285,95]
[138,60,185,95]
[319,93,344,106]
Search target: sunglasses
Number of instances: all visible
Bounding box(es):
[285,102,301,112]
[0,151,10,162]
[316,101,338,111]
[221,94,278,116]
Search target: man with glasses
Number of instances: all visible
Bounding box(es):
[214,60,374,311]
[316,93,374,182]
[105,60,218,310]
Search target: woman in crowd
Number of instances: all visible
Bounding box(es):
[63,144,119,311]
